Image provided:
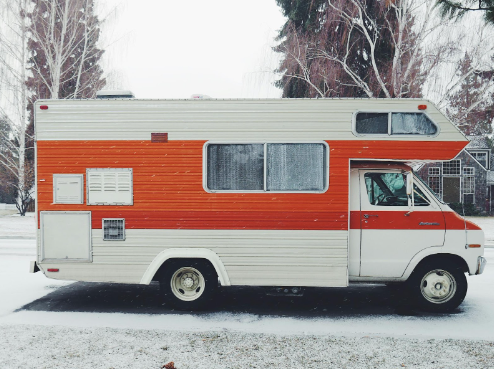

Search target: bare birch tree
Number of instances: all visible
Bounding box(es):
[276,0,494,137]
[277,0,452,98]
[27,0,105,100]
[0,0,33,215]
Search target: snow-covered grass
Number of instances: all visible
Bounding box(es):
[0,212,36,238]
[1,325,494,369]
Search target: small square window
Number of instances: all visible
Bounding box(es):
[428,167,440,176]
[443,160,461,176]
[103,219,125,241]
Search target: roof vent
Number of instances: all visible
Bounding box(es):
[96,90,135,99]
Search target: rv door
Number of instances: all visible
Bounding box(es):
[358,169,445,278]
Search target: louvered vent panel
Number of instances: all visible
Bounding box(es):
[103,218,125,241]
[87,168,133,205]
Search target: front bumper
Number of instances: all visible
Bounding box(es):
[476,256,487,275]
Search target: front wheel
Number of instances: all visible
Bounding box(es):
[407,260,467,313]
[159,259,218,310]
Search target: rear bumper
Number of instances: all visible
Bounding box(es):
[476,256,487,275]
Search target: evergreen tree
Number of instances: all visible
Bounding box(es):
[437,0,494,24]
[274,0,422,98]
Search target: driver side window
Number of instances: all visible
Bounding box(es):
[364,172,429,206]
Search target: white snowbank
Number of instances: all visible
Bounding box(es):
[0,212,36,238]
[0,254,69,318]
[467,216,494,245]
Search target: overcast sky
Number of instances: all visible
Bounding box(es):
[100,1,286,99]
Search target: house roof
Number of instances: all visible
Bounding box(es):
[466,136,490,150]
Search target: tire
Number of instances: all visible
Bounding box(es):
[406,260,467,313]
[159,259,218,310]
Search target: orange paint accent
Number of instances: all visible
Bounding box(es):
[351,211,446,230]
[443,212,482,231]
[37,139,467,231]
[350,210,482,231]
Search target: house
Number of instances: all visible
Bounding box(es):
[416,136,494,214]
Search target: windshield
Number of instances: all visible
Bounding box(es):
[414,172,445,204]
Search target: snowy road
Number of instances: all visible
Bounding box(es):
[1,240,493,340]
[1,215,494,368]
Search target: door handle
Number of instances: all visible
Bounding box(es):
[363,214,379,219]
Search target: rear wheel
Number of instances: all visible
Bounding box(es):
[407,260,467,313]
[159,259,218,310]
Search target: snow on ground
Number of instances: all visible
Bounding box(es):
[468,216,494,246]
[1,325,494,369]
[0,212,36,238]
[1,214,494,367]
[0,240,70,318]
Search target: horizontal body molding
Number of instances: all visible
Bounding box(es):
[36,140,465,231]
[37,229,349,287]
[34,98,466,142]
[349,211,482,230]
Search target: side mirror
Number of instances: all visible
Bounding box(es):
[406,172,414,215]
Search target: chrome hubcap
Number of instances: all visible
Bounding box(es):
[170,267,205,301]
[420,269,456,304]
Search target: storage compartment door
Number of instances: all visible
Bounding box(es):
[41,212,92,262]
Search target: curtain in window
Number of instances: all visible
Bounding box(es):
[355,113,388,134]
[267,143,326,191]
[391,113,437,135]
[207,144,264,190]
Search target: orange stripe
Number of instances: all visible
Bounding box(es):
[351,211,445,230]
[350,211,481,230]
[37,139,467,230]
[443,212,482,230]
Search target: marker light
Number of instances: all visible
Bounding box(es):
[40,105,48,110]
[47,268,59,272]
[467,244,481,248]
[418,104,427,110]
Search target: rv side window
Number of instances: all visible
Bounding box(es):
[391,113,437,135]
[207,144,264,191]
[267,143,326,191]
[355,112,438,136]
[355,113,388,134]
[206,143,328,192]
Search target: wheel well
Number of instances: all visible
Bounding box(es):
[412,253,469,275]
[151,258,218,281]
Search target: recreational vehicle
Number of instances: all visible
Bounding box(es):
[30,98,486,312]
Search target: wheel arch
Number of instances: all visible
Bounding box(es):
[140,248,231,286]
[403,252,469,280]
